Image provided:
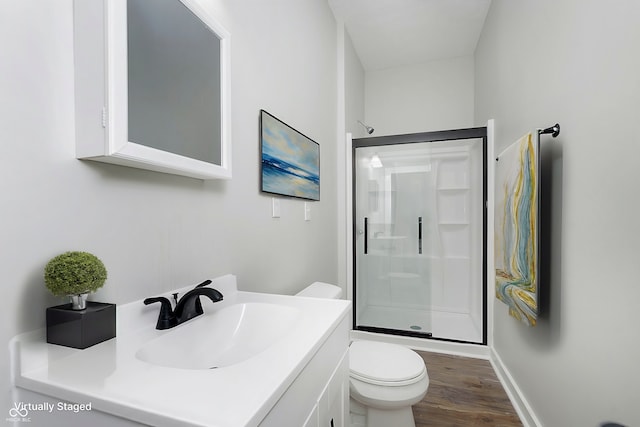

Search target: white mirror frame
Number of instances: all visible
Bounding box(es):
[74,0,232,180]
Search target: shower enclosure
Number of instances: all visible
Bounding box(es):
[353,128,487,344]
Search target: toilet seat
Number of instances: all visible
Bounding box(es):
[350,341,426,387]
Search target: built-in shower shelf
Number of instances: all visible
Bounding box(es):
[437,186,470,191]
[387,272,421,279]
[438,221,470,226]
[376,253,438,259]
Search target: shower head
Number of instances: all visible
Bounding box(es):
[357,120,375,135]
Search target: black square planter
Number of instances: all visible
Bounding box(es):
[46,302,116,349]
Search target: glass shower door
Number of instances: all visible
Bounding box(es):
[353,135,485,343]
[354,142,436,337]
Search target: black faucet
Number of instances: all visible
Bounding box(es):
[144,280,224,330]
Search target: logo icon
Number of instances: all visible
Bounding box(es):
[8,402,28,418]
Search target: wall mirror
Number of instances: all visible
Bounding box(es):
[74,0,232,180]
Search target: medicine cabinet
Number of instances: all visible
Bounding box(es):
[74,0,232,180]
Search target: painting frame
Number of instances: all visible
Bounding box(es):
[494,132,540,326]
[260,110,320,201]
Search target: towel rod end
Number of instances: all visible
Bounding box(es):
[539,123,560,138]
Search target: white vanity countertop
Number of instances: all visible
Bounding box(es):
[11,275,351,427]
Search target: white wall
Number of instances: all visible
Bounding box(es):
[475,1,640,426]
[1,0,338,423]
[337,28,366,292]
[344,30,366,139]
[365,56,475,136]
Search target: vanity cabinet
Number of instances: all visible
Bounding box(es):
[260,316,350,427]
[305,351,349,427]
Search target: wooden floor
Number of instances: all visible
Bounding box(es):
[412,351,523,427]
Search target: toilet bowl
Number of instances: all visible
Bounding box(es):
[296,282,429,427]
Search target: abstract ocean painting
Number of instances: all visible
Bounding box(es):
[260,110,320,201]
[494,133,539,326]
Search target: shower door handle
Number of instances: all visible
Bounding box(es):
[364,217,368,254]
[418,217,422,254]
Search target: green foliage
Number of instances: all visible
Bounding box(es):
[44,251,108,296]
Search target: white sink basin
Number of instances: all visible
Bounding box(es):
[136,302,301,370]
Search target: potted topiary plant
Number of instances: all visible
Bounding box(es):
[44,251,108,310]
[44,251,116,349]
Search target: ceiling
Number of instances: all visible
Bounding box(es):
[328,0,492,71]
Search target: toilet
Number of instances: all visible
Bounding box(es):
[297,282,429,427]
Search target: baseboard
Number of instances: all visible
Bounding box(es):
[489,347,542,427]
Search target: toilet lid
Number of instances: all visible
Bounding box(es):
[349,341,426,387]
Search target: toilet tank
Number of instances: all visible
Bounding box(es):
[296,282,343,299]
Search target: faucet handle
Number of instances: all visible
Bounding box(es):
[143,297,178,330]
[143,296,171,306]
[195,279,212,288]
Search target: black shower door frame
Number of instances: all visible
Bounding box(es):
[352,126,488,345]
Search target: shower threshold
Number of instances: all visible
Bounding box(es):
[357,325,433,339]
[357,305,484,344]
